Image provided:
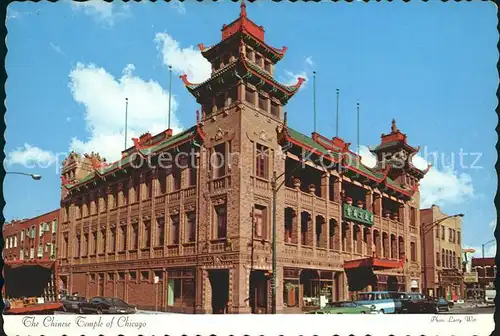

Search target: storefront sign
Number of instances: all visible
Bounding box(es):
[463,272,478,283]
[343,203,374,226]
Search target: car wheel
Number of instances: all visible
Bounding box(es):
[361,311,366,314]
[62,305,67,312]
[97,307,103,314]
[446,306,450,312]
[434,306,439,314]
[379,309,384,314]
[78,307,84,314]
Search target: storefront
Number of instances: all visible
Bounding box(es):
[282,268,339,312]
[344,256,406,296]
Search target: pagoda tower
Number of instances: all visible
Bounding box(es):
[181,0,304,120]
[179,1,305,314]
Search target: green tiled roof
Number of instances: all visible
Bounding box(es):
[246,61,298,93]
[65,126,198,189]
[286,128,407,193]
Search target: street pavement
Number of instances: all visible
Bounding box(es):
[439,303,495,315]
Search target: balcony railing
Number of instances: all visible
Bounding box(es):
[343,203,374,226]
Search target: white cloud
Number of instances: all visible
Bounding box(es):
[489,219,497,229]
[305,56,314,66]
[171,2,186,15]
[282,70,309,88]
[71,0,130,25]
[50,42,66,56]
[68,62,182,162]
[6,144,56,168]
[358,145,474,208]
[155,32,212,83]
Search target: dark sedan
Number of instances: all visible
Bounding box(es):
[435,298,453,312]
[61,296,87,313]
[79,297,136,314]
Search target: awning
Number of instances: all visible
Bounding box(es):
[344,257,405,270]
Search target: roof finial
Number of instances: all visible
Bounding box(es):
[391,119,397,133]
[240,0,247,17]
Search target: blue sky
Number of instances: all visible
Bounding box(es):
[4,1,498,256]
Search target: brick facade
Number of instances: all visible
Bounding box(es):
[3,209,58,262]
[420,205,463,300]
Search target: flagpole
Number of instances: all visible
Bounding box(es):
[313,71,317,134]
[168,65,172,130]
[357,101,360,155]
[336,89,339,138]
[124,97,128,151]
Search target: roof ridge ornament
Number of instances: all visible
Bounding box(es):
[240,0,247,18]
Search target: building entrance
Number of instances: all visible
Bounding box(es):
[208,270,229,314]
[249,270,268,314]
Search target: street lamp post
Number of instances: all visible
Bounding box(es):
[5,172,42,180]
[421,213,464,297]
[481,239,495,259]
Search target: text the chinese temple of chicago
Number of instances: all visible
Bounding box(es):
[56,2,429,313]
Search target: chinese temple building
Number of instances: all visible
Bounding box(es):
[57,1,428,313]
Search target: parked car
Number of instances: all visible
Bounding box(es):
[307,301,377,314]
[79,297,137,314]
[400,292,425,314]
[60,296,87,313]
[435,297,453,312]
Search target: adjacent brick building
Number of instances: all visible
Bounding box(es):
[466,257,496,299]
[57,2,428,313]
[420,205,464,300]
[3,209,58,262]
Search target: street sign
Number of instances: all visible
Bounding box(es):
[463,272,478,283]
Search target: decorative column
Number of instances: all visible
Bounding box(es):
[372,193,382,216]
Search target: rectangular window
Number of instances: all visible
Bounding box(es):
[141,271,149,281]
[52,220,57,233]
[258,94,267,111]
[135,176,141,202]
[212,143,226,178]
[441,225,445,240]
[172,168,181,191]
[255,54,262,66]
[435,226,439,238]
[118,227,126,251]
[170,215,180,245]
[159,170,167,194]
[245,87,254,104]
[436,252,441,266]
[20,231,24,242]
[256,144,269,179]
[188,166,197,187]
[156,217,165,247]
[90,231,96,255]
[215,205,227,239]
[449,228,453,242]
[123,188,129,205]
[264,60,271,72]
[143,220,151,248]
[75,235,81,258]
[110,228,116,252]
[457,231,461,244]
[129,271,137,281]
[82,233,88,256]
[186,212,196,243]
[118,272,125,281]
[410,242,416,262]
[101,229,107,253]
[131,224,138,250]
[146,173,153,199]
[410,207,416,226]
[254,205,267,239]
[271,101,279,117]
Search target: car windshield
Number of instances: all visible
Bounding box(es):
[331,302,356,308]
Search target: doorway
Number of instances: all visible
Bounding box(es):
[387,275,398,292]
[249,270,268,314]
[208,270,229,314]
